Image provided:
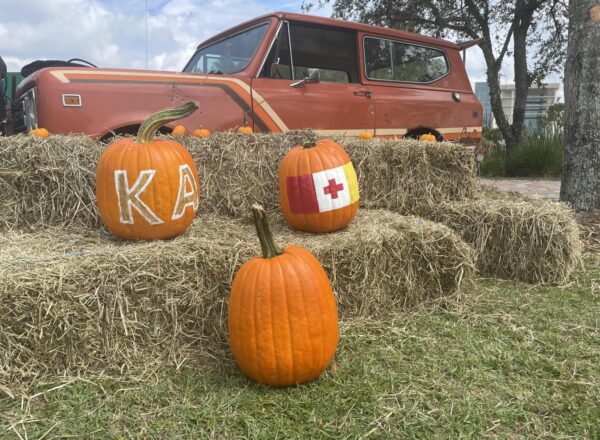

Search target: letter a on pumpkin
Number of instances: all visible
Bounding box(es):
[114,170,164,225]
[171,164,200,220]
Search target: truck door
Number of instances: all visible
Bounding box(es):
[360,34,481,140]
[251,21,375,136]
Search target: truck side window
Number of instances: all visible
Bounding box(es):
[260,21,359,83]
[364,36,449,83]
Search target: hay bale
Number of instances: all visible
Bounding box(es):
[421,197,583,284]
[0,132,476,229]
[0,210,474,387]
[187,132,476,218]
[0,134,103,229]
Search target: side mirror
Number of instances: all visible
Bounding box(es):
[290,69,321,88]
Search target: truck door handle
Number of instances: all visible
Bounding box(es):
[353,90,373,98]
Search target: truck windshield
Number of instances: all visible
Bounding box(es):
[184,22,269,74]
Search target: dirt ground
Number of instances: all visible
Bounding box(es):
[479,178,599,254]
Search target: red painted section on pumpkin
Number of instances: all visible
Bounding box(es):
[287,174,319,214]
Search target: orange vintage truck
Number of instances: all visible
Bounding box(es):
[1,12,483,143]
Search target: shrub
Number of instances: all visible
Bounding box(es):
[480,135,563,178]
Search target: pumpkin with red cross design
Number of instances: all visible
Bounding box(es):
[279,139,359,233]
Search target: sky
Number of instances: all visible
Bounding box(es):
[0,0,558,91]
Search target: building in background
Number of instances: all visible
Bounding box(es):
[474,82,560,132]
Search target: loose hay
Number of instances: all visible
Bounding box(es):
[0,210,473,388]
[0,132,476,229]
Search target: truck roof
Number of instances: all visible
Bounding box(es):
[197,11,460,51]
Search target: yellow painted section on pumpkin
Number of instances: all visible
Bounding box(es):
[343,162,360,204]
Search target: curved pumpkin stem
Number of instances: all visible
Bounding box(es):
[136,101,198,144]
[252,204,283,259]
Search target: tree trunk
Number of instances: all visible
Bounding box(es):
[560,0,600,210]
[510,14,533,151]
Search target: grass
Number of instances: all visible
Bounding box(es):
[2,256,599,439]
[481,136,563,178]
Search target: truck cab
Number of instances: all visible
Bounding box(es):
[2,12,482,143]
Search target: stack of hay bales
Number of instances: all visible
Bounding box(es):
[0,132,581,282]
[0,133,480,387]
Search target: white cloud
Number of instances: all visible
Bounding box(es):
[1,1,338,72]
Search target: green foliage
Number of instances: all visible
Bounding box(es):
[481,135,563,178]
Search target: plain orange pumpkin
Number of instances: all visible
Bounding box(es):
[192,128,211,137]
[29,128,49,138]
[420,133,437,142]
[358,130,373,140]
[172,124,186,137]
[279,139,359,233]
[96,102,201,240]
[228,205,339,387]
[237,125,253,134]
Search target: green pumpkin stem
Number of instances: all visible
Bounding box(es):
[303,142,317,148]
[252,204,283,259]
[136,101,199,143]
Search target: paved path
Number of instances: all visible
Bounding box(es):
[479,178,560,200]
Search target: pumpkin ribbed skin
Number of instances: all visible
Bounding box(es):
[96,102,200,240]
[420,133,437,142]
[279,139,359,233]
[228,207,339,387]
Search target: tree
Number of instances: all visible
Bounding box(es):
[303,0,568,151]
[560,1,600,210]
[540,102,565,137]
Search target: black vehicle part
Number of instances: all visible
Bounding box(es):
[21,58,97,78]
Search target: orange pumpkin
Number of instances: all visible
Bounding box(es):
[172,124,186,137]
[420,133,437,142]
[228,205,339,387]
[237,124,253,134]
[192,128,211,138]
[96,102,201,240]
[29,128,49,138]
[279,139,359,233]
[358,130,373,140]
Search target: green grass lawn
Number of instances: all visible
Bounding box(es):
[2,256,599,439]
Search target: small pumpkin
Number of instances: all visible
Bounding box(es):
[96,101,201,240]
[192,128,211,138]
[358,130,373,140]
[228,204,339,387]
[29,128,49,138]
[237,123,253,134]
[172,124,186,137]
[420,133,437,142]
[279,139,359,233]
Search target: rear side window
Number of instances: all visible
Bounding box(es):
[364,36,449,83]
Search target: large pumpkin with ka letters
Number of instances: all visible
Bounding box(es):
[96,102,201,240]
[228,205,339,387]
[279,139,359,233]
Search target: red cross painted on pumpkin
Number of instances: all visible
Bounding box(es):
[323,178,344,199]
